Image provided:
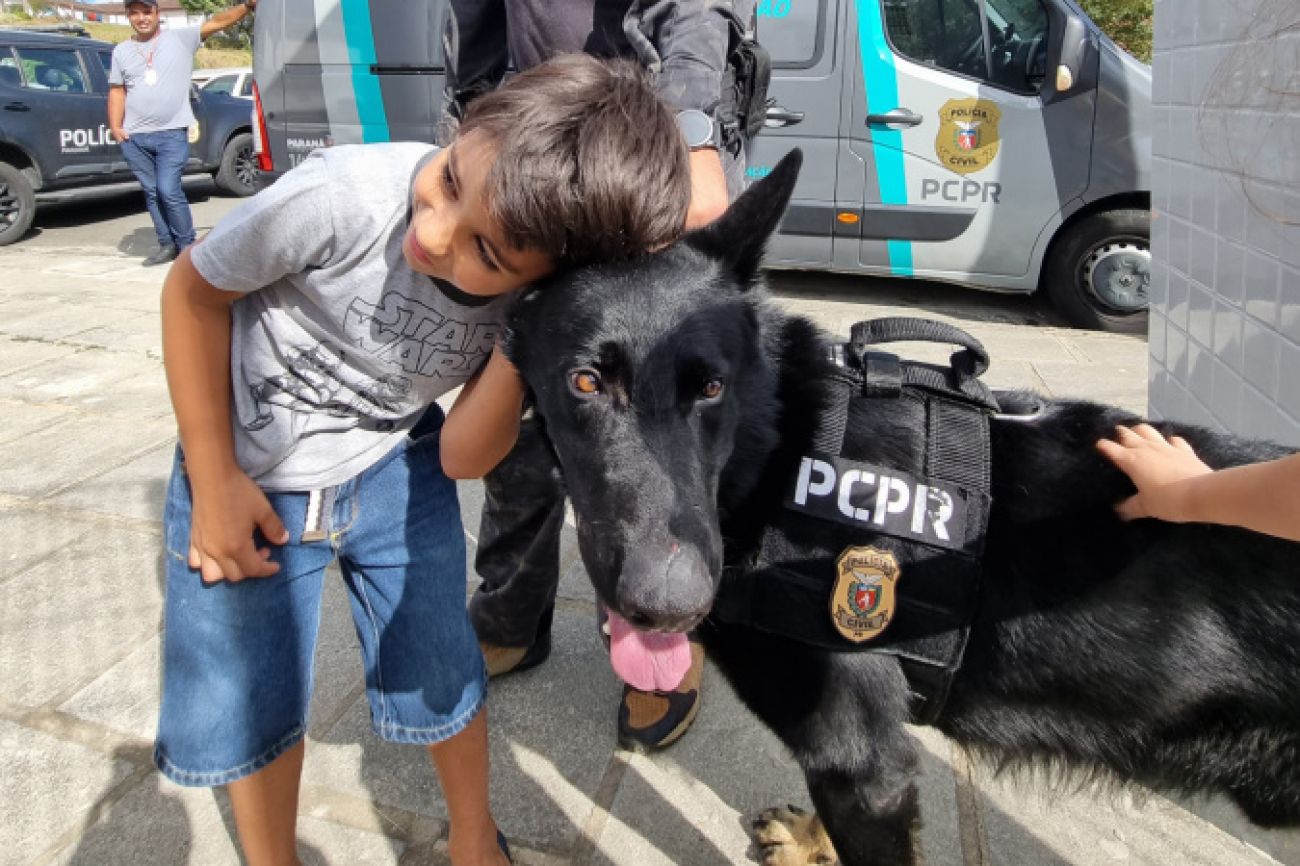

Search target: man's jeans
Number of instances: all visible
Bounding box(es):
[121,129,196,250]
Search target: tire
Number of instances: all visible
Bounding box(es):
[0,161,36,247]
[213,132,257,197]
[1044,208,1150,334]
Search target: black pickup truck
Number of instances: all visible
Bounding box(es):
[0,25,256,246]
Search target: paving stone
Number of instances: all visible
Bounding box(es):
[0,304,147,344]
[0,507,95,584]
[0,347,170,417]
[0,528,163,709]
[303,607,618,851]
[0,718,135,866]
[0,336,80,377]
[1033,358,1150,414]
[48,771,406,866]
[973,763,1279,865]
[0,397,76,446]
[0,412,176,498]
[50,441,176,524]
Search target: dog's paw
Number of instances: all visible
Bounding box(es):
[753,804,837,866]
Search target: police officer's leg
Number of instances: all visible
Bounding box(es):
[153,128,196,249]
[469,412,565,674]
[120,133,170,251]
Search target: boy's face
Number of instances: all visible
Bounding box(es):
[404,135,553,297]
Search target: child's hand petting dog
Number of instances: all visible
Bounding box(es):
[1098,423,1300,542]
[1097,424,1212,522]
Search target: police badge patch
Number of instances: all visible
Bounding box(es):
[831,546,901,643]
[934,98,1002,176]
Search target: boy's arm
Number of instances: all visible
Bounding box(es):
[1096,424,1300,542]
[439,346,525,479]
[162,249,288,583]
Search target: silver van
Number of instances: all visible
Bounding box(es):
[251,0,1151,331]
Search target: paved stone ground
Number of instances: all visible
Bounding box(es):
[0,226,1286,866]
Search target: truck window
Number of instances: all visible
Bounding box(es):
[13,46,88,94]
[98,51,113,77]
[759,0,826,68]
[882,0,1049,94]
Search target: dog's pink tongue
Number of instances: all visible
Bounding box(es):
[606,610,691,692]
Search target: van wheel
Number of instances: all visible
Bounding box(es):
[1045,209,1150,333]
[213,132,257,197]
[0,162,36,246]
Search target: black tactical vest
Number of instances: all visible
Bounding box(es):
[710,318,1001,725]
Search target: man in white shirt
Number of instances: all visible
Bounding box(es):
[108,0,256,265]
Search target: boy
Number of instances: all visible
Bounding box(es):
[156,55,689,866]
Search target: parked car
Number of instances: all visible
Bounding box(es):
[0,27,257,246]
[193,65,252,99]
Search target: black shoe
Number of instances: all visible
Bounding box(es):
[479,630,552,677]
[143,245,179,266]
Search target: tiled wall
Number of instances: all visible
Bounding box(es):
[1148,0,1300,446]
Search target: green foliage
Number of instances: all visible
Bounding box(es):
[1080,0,1152,62]
[178,0,225,13]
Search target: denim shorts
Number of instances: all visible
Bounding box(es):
[154,409,487,787]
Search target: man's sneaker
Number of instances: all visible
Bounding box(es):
[616,636,704,752]
[143,245,179,266]
[480,630,552,677]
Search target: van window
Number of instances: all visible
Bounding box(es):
[13,46,88,93]
[98,51,113,77]
[758,0,826,69]
[882,0,1049,94]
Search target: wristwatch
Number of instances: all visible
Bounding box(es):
[675,109,717,150]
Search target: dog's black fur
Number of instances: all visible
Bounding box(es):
[505,151,1300,865]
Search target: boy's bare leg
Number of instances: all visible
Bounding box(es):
[429,709,510,866]
[226,739,306,866]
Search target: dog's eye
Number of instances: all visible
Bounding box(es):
[570,369,602,396]
[701,378,725,400]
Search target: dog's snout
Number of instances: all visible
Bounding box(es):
[626,611,656,629]
[616,542,715,632]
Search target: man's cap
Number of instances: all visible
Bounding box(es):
[126,0,160,8]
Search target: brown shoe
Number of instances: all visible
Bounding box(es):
[617,637,704,752]
[480,631,551,677]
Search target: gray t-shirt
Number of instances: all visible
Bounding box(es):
[190,143,511,491]
[108,26,202,134]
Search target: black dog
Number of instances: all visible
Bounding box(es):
[504,151,1300,866]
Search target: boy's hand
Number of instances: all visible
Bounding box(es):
[1095,424,1213,523]
[188,472,289,584]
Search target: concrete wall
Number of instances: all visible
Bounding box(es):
[1148,0,1300,446]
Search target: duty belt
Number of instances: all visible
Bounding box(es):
[710,317,999,725]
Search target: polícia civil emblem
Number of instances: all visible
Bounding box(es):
[830,546,901,643]
[935,98,1001,175]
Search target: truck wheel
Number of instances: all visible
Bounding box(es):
[1044,208,1150,334]
[213,132,257,197]
[0,162,36,247]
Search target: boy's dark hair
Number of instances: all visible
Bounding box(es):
[458,53,691,267]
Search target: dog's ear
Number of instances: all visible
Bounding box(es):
[685,148,803,288]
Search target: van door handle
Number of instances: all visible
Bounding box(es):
[3,101,30,112]
[866,108,922,127]
[765,104,804,128]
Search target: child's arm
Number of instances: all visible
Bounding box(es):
[161,249,289,582]
[440,345,526,479]
[1096,423,1300,542]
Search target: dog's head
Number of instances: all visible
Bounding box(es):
[506,150,802,689]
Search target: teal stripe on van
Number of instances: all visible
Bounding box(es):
[339,0,389,142]
[856,0,913,276]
